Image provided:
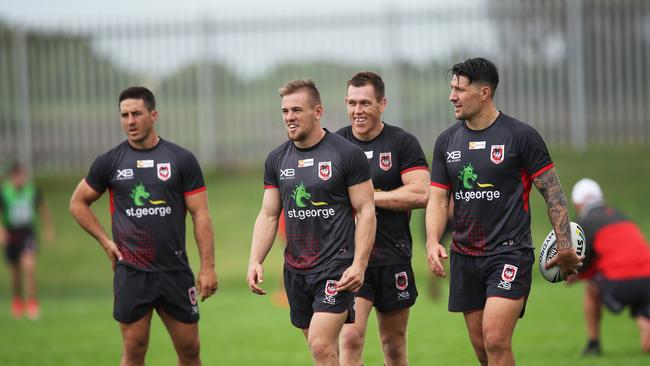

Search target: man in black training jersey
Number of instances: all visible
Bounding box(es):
[69,86,217,366]
[336,72,429,366]
[425,58,582,366]
[247,79,376,366]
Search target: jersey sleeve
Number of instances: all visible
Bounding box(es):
[344,145,370,187]
[429,133,450,190]
[85,153,113,194]
[263,151,279,189]
[519,126,553,179]
[181,152,206,196]
[397,131,428,174]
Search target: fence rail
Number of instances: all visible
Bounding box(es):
[1,0,648,173]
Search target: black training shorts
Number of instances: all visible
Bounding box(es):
[284,265,355,329]
[4,231,36,264]
[356,263,418,313]
[449,248,534,318]
[113,264,199,324]
[595,276,650,319]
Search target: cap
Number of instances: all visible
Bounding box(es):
[571,178,603,206]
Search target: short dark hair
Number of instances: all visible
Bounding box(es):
[450,58,499,97]
[278,79,322,107]
[347,71,385,101]
[119,86,156,111]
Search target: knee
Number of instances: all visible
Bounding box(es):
[641,337,650,354]
[483,332,511,356]
[123,337,149,362]
[177,338,200,361]
[380,332,407,362]
[308,338,337,361]
[340,327,365,352]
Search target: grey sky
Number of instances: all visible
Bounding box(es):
[0,0,448,24]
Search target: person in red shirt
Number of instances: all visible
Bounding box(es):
[571,178,650,355]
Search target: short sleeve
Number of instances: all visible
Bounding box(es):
[85,153,112,194]
[519,126,553,179]
[263,152,279,189]
[344,146,370,187]
[396,131,428,174]
[181,152,206,196]
[429,133,450,190]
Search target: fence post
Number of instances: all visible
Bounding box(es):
[567,0,587,150]
[383,7,403,127]
[12,26,33,174]
[196,16,217,166]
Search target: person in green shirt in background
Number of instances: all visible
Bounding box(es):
[0,162,54,320]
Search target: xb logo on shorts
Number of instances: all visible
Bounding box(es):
[125,183,172,218]
[455,164,501,202]
[286,183,336,220]
[323,280,338,305]
[497,264,518,291]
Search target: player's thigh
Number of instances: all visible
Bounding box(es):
[463,310,485,348]
[377,307,410,341]
[119,310,154,347]
[482,296,524,342]
[342,296,373,335]
[308,311,349,344]
[158,307,200,351]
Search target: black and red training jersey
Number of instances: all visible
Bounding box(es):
[337,123,428,266]
[85,138,206,272]
[264,130,370,274]
[430,112,553,256]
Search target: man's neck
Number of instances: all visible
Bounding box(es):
[294,128,326,149]
[466,107,500,131]
[129,133,160,150]
[353,121,384,142]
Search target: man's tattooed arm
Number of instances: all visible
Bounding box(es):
[533,168,581,273]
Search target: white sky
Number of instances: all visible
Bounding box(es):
[0,0,451,24]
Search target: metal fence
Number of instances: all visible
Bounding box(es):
[1,0,649,173]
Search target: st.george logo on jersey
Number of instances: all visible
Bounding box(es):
[157,163,171,181]
[490,145,505,164]
[318,161,332,181]
[379,152,392,171]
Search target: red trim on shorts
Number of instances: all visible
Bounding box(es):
[530,163,554,180]
[184,186,206,196]
[401,166,429,175]
[264,185,278,189]
[430,181,450,190]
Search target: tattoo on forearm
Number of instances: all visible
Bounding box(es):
[534,169,570,241]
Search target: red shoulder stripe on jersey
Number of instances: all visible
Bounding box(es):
[401,166,429,175]
[430,181,450,190]
[530,163,554,180]
[184,186,207,196]
[264,185,278,189]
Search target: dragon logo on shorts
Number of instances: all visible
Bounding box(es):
[395,271,408,291]
[501,264,518,282]
[188,286,198,305]
[323,280,338,305]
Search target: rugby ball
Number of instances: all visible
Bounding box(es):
[538,222,586,283]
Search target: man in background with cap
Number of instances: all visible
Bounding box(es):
[570,178,650,355]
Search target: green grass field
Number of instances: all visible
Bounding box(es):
[1,146,649,365]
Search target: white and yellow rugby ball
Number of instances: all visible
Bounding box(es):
[539,222,587,283]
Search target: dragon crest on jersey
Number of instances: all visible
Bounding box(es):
[157,162,171,181]
[318,161,332,181]
[490,145,505,164]
[379,152,392,171]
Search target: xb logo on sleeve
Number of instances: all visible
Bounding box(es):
[116,169,134,180]
[446,151,461,163]
[280,168,295,180]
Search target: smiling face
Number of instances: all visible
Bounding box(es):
[281,89,323,145]
[120,98,158,148]
[345,83,386,140]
